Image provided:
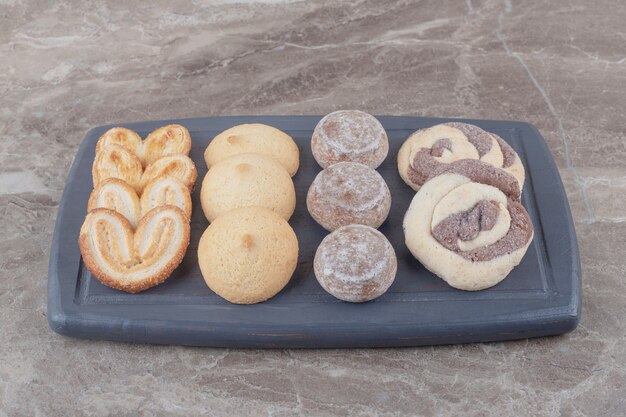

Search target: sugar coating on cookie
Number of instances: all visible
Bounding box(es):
[204,123,300,176]
[200,153,296,222]
[311,110,389,169]
[307,162,391,231]
[314,225,397,302]
[197,207,299,304]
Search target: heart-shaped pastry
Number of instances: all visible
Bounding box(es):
[79,205,190,293]
[88,177,192,227]
[95,125,191,167]
[92,146,197,193]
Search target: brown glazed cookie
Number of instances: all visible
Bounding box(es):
[314,224,397,302]
[311,110,389,169]
[307,162,391,231]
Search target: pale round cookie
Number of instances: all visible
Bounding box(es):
[311,110,388,169]
[403,171,534,291]
[198,207,299,304]
[314,224,397,302]
[204,123,300,176]
[397,122,526,192]
[200,153,296,222]
[307,162,391,231]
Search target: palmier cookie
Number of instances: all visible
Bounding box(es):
[398,122,525,192]
[93,146,197,193]
[204,123,300,176]
[307,162,391,231]
[314,224,397,302]
[403,166,534,291]
[311,110,388,169]
[88,177,192,227]
[79,206,190,293]
[200,153,296,222]
[96,125,191,167]
[198,207,298,304]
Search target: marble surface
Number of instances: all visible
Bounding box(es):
[1,0,625,415]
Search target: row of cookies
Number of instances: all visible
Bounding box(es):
[398,122,534,290]
[198,124,301,304]
[78,125,197,292]
[307,111,397,303]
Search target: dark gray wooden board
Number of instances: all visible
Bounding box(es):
[47,116,581,348]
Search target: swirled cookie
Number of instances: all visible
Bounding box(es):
[204,123,300,176]
[307,162,391,231]
[79,206,190,293]
[314,225,397,302]
[403,167,534,291]
[198,207,299,304]
[397,122,525,192]
[311,110,388,169]
[96,125,191,167]
[200,153,296,222]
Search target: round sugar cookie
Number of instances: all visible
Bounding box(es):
[198,207,299,304]
[311,110,388,169]
[200,153,296,222]
[204,123,300,176]
[307,162,391,231]
[314,224,397,302]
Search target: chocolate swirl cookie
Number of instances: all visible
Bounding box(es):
[403,167,534,291]
[397,122,525,192]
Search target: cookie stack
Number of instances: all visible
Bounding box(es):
[198,124,300,304]
[307,110,397,303]
[398,122,534,290]
[79,125,197,293]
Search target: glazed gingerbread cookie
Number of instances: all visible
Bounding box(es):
[307,162,391,231]
[314,224,397,302]
[311,110,389,169]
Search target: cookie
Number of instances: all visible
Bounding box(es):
[403,168,534,291]
[92,144,143,191]
[397,122,525,192]
[139,154,197,192]
[79,206,190,293]
[93,146,197,194]
[311,110,388,169]
[204,123,300,176]
[314,224,397,302]
[88,178,141,227]
[96,124,191,167]
[198,207,299,304]
[200,153,296,222]
[307,162,391,231]
[88,177,192,227]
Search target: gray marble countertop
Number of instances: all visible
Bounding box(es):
[2,1,625,416]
